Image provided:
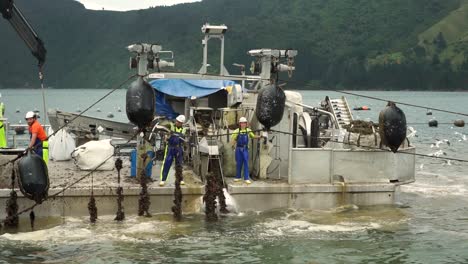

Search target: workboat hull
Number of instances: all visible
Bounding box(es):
[0,152,413,219]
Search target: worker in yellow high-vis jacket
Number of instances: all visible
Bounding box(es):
[159,115,186,186]
[0,101,7,148]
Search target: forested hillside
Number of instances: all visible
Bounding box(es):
[0,0,466,90]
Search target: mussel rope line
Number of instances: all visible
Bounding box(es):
[1,129,140,224]
[0,74,138,168]
[268,128,468,163]
[334,91,468,117]
[39,65,47,125]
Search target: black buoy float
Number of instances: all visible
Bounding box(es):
[454,119,465,127]
[255,84,286,129]
[107,112,114,118]
[17,150,49,204]
[426,109,432,115]
[428,119,438,127]
[378,102,407,153]
[14,126,25,135]
[126,77,155,129]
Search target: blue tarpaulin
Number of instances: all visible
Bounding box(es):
[150,79,235,119]
[149,79,235,98]
[155,90,178,120]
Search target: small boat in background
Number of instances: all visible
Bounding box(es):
[353,106,370,111]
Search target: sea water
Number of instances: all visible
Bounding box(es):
[1,89,468,263]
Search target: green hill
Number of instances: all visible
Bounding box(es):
[418,0,468,66]
[0,0,466,90]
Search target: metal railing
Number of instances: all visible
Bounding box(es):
[1,118,50,148]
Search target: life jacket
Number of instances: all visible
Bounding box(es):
[168,123,186,147]
[235,128,252,148]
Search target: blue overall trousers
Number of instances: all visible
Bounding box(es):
[235,131,250,180]
[32,136,44,158]
[160,125,185,182]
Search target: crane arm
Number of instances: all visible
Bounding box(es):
[1,0,46,66]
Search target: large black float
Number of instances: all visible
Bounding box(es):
[126,76,155,129]
[255,84,286,129]
[378,102,407,153]
[17,150,49,203]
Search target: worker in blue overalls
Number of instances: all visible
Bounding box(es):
[231,117,261,184]
[160,114,186,186]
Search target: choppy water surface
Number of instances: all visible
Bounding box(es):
[1,89,468,263]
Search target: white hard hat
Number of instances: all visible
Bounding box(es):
[25,111,35,119]
[239,117,247,123]
[176,115,186,123]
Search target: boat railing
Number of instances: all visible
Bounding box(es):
[3,120,51,148]
[286,101,339,141]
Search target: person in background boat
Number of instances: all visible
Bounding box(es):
[160,114,186,186]
[231,117,261,184]
[0,96,6,148]
[25,111,48,164]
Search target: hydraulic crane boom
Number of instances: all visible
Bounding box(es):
[0,0,46,66]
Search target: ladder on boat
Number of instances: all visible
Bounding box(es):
[328,97,353,128]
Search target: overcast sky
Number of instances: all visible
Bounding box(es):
[76,0,201,11]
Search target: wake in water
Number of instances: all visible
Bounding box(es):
[402,171,468,198]
[0,216,169,244]
[254,206,409,239]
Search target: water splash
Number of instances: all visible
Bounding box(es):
[222,188,238,214]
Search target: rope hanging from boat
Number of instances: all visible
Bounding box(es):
[4,163,18,228]
[114,158,125,221]
[172,164,183,221]
[204,159,229,221]
[204,171,218,222]
[39,65,47,125]
[88,172,97,223]
[138,153,151,217]
[29,210,35,230]
[214,159,229,214]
